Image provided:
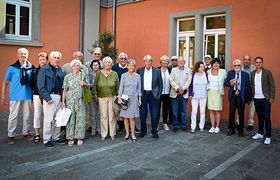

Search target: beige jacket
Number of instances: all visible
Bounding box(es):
[207,68,227,95]
[169,67,192,98]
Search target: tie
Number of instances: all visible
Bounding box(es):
[235,72,239,91]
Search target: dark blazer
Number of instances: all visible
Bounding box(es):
[224,70,252,104]
[251,68,275,100]
[137,67,163,100]
[158,66,172,74]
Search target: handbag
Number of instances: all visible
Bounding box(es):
[81,72,93,103]
[114,95,129,110]
[55,108,72,127]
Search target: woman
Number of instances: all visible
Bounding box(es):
[89,60,101,136]
[94,56,119,141]
[189,61,208,133]
[207,58,226,134]
[61,59,88,146]
[118,59,141,141]
[158,55,172,130]
[30,52,48,143]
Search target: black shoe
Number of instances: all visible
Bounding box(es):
[53,139,66,145]
[45,141,54,148]
[117,127,124,134]
[134,127,140,134]
[239,131,244,137]
[246,125,253,132]
[235,124,240,130]
[139,133,146,138]
[173,127,178,133]
[227,130,235,136]
[152,134,159,138]
[181,127,188,132]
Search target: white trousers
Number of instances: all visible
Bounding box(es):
[33,95,43,129]
[42,94,61,144]
[236,100,255,126]
[191,97,207,130]
[8,100,32,137]
[98,97,116,138]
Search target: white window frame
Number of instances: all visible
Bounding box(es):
[5,0,32,41]
[203,14,226,58]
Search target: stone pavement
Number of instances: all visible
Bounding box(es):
[0,111,279,180]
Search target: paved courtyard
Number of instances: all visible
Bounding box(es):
[0,112,279,180]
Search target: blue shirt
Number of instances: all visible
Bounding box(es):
[4,66,33,101]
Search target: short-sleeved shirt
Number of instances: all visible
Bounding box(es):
[4,66,33,101]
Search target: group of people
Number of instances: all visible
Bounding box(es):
[1,47,275,148]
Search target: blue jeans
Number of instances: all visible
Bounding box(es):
[254,98,271,137]
[171,96,188,128]
[140,91,160,135]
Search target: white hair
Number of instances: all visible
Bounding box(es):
[160,55,169,63]
[143,55,152,61]
[17,48,29,54]
[127,59,137,67]
[178,56,185,61]
[102,56,113,64]
[73,51,83,57]
[70,59,82,68]
[50,51,62,59]
[118,52,128,59]
[232,59,241,65]
[93,47,102,53]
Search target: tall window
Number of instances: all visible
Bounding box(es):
[176,17,195,68]
[5,0,32,40]
[203,14,226,68]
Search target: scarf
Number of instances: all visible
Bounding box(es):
[10,60,35,87]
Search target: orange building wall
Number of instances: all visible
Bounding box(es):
[0,0,81,111]
[100,0,280,127]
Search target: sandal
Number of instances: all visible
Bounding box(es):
[68,140,74,146]
[77,140,83,146]
[33,135,40,143]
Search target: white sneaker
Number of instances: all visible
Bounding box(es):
[252,133,263,140]
[214,127,220,133]
[264,137,271,145]
[209,127,215,133]
[200,128,204,132]
[191,129,195,133]
[163,123,169,131]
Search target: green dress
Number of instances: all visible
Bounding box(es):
[63,72,87,140]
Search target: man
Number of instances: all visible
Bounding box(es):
[86,47,103,69]
[204,55,212,72]
[168,56,178,69]
[1,48,35,144]
[137,55,163,138]
[169,56,192,132]
[225,59,252,137]
[62,51,89,77]
[37,51,65,148]
[236,55,256,131]
[251,56,275,145]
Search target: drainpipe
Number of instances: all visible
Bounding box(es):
[79,0,85,52]
[112,0,116,48]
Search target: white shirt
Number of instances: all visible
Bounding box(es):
[193,73,208,98]
[208,72,219,90]
[234,71,241,91]
[161,69,170,94]
[178,68,185,86]
[144,67,153,91]
[118,63,127,69]
[254,71,265,99]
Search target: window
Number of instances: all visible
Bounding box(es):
[203,14,226,68]
[5,0,32,40]
[177,18,195,69]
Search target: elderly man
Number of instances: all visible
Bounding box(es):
[169,56,192,132]
[86,47,103,69]
[251,57,275,145]
[204,55,212,72]
[168,56,178,69]
[37,51,65,148]
[225,59,252,137]
[1,48,35,144]
[62,51,89,77]
[137,55,163,138]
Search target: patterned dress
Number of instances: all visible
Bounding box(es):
[63,72,87,140]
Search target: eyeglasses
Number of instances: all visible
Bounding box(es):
[120,58,127,60]
[94,53,101,56]
[234,65,241,67]
[171,59,177,61]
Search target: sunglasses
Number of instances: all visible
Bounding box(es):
[120,58,127,60]
[234,65,241,67]
[171,59,177,61]
[94,53,101,55]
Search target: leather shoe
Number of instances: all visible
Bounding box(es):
[181,127,188,132]
[173,128,178,133]
[227,130,235,136]
[239,131,244,137]
[246,125,253,132]
[152,134,159,138]
[139,133,146,138]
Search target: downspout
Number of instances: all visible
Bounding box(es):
[112,0,116,48]
[79,0,85,52]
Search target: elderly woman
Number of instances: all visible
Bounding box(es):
[189,61,208,133]
[89,60,101,136]
[118,59,141,141]
[158,55,172,130]
[30,52,48,143]
[207,58,226,134]
[61,59,88,146]
[94,57,119,141]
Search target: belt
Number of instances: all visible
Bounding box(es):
[51,92,61,95]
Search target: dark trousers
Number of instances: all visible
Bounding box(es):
[171,96,188,128]
[254,98,271,137]
[228,94,245,131]
[159,94,172,124]
[140,91,160,135]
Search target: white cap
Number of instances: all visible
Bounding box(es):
[171,56,177,60]
[204,55,211,59]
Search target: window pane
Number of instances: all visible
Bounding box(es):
[206,35,215,58]
[206,16,225,29]
[5,4,16,34]
[179,19,195,31]
[21,0,30,2]
[179,38,186,57]
[218,35,225,68]
[189,37,195,69]
[20,6,30,36]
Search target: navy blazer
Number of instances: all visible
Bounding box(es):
[224,70,252,104]
[137,67,163,100]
